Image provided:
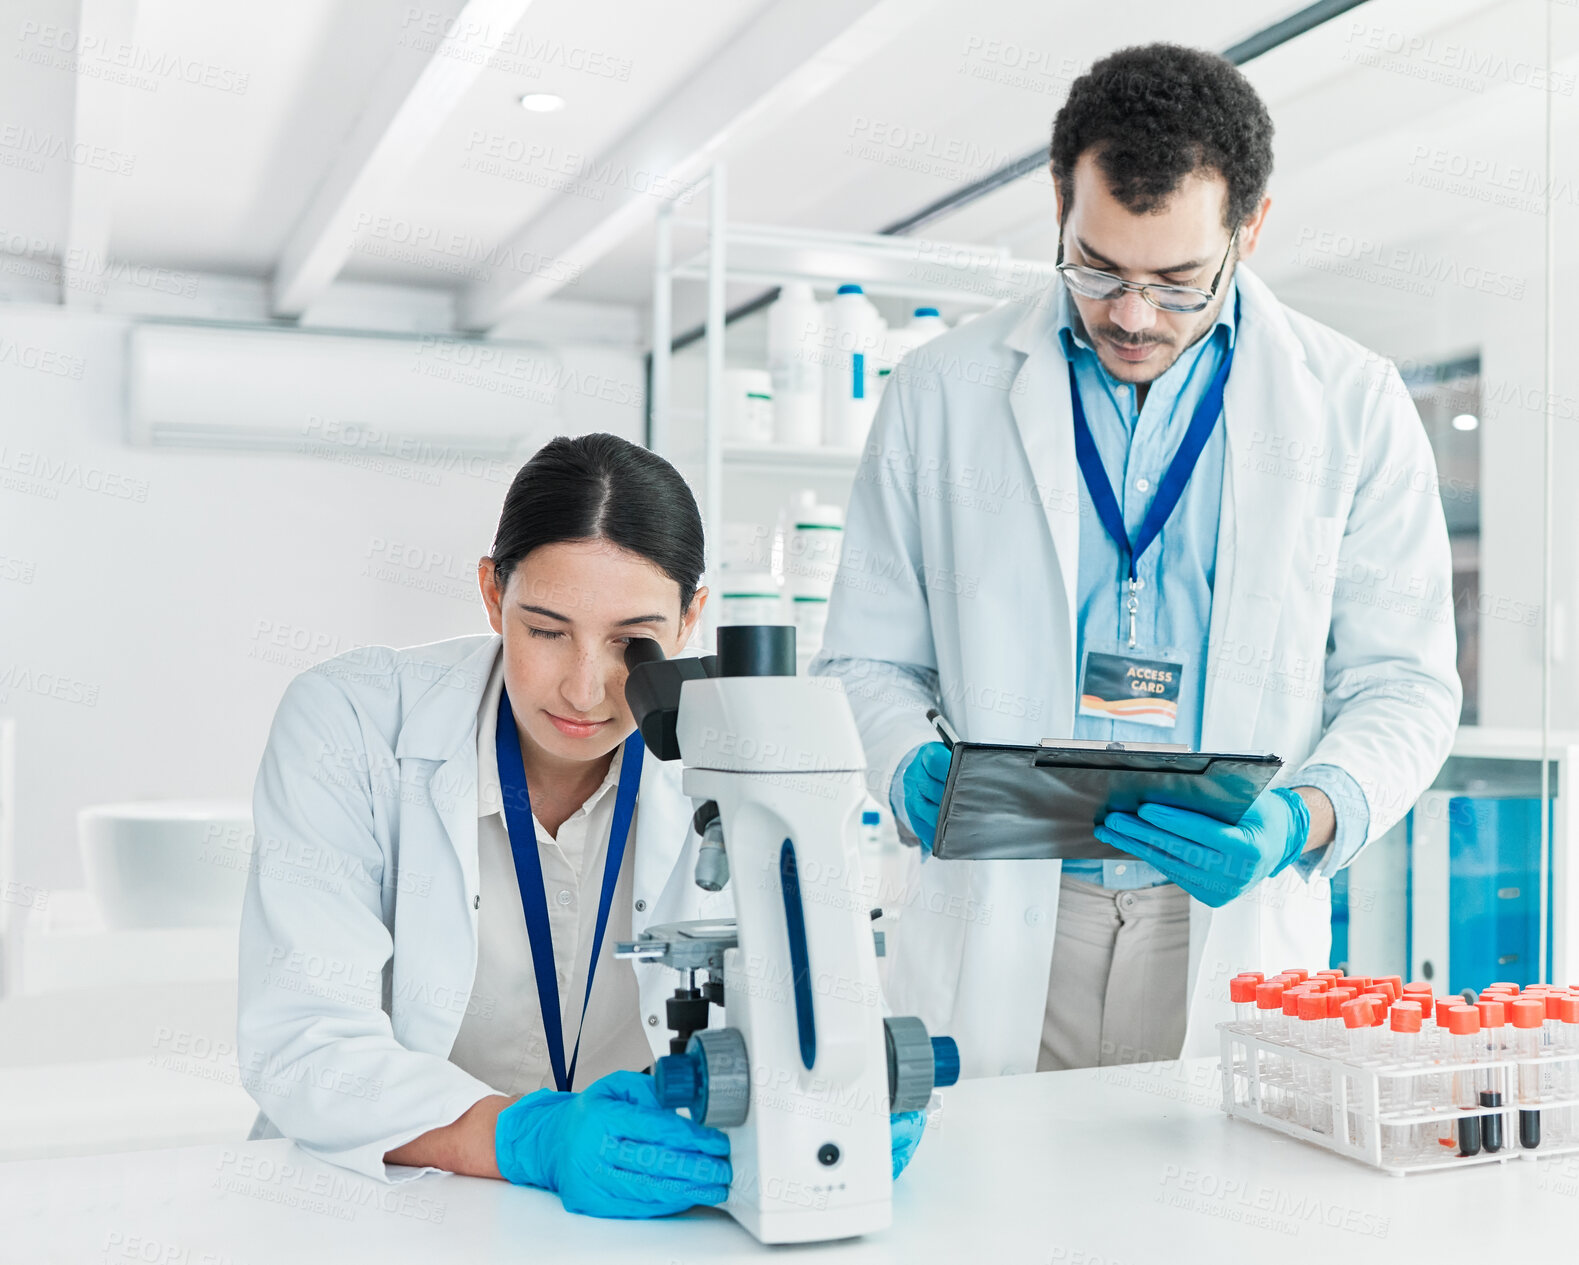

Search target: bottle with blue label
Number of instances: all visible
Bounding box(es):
[822,283,886,450]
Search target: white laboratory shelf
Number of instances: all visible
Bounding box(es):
[651,167,1056,584]
[722,442,862,475]
[669,220,1057,308]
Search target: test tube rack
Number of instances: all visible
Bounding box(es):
[1217,1022,1579,1174]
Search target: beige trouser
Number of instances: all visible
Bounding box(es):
[1037,876,1191,1070]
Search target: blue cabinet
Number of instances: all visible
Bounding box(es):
[1441,796,1551,990]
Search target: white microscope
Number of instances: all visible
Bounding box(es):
[617,625,958,1245]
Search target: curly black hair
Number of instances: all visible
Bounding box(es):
[1050,43,1274,230]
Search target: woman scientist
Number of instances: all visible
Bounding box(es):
[238,433,729,1217]
[237,433,923,1219]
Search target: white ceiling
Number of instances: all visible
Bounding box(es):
[0,0,1572,343]
[578,0,1294,319]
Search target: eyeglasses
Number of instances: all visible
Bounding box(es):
[1055,230,1238,313]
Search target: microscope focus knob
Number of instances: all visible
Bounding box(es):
[690,1028,751,1128]
[931,1035,960,1088]
[884,1016,936,1112]
[653,1030,751,1128]
[653,1052,700,1110]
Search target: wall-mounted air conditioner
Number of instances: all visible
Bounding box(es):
[127,323,561,456]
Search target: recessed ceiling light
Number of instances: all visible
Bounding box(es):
[519,92,565,113]
[1451,413,1479,432]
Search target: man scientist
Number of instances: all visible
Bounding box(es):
[812,43,1460,1076]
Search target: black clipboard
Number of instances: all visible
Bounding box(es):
[930,738,1283,861]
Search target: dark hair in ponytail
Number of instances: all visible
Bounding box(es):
[490,433,705,611]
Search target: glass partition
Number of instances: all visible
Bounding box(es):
[1241,0,1569,989]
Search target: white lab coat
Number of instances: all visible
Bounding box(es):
[237,633,727,1182]
[814,265,1460,1078]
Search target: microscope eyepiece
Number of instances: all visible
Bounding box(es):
[623,638,667,672]
[623,637,712,761]
[622,625,797,761]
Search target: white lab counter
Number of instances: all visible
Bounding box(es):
[4,1059,1575,1263]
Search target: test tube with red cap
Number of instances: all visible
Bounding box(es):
[1342,998,1377,1061]
[1509,997,1543,1149]
[1229,976,1259,1027]
[1430,999,1457,1152]
[1540,990,1564,1055]
[1282,985,1320,1048]
[1255,981,1287,1041]
[1252,981,1290,1115]
[1295,992,1330,1128]
[1268,985,1310,1120]
[1434,997,1460,1068]
[1325,988,1356,1053]
[1475,999,1507,1153]
[1387,1000,1423,1065]
[1338,999,1376,1148]
[1543,990,1572,1122]
[1558,995,1579,1143]
[1381,1001,1425,1162]
[1402,984,1432,1028]
[1403,986,1433,1059]
[1447,1005,1482,1157]
[1359,991,1390,1027]
[1229,970,1266,1068]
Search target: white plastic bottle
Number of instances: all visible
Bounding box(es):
[875,306,948,404]
[721,368,773,444]
[781,489,844,601]
[822,283,885,450]
[717,570,783,626]
[767,283,825,447]
[884,306,949,367]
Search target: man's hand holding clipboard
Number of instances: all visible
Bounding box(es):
[919,709,1284,877]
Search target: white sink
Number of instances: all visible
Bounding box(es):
[78,801,254,929]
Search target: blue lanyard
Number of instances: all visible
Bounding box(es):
[1067,316,1236,648]
[495,687,644,1093]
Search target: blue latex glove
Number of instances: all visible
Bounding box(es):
[495,1070,731,1218]
[894,742,953,855]
[1093,787,1311,909]
[891,1110,925,1179]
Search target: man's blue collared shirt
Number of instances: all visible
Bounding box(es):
[1056,281,1367,888]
